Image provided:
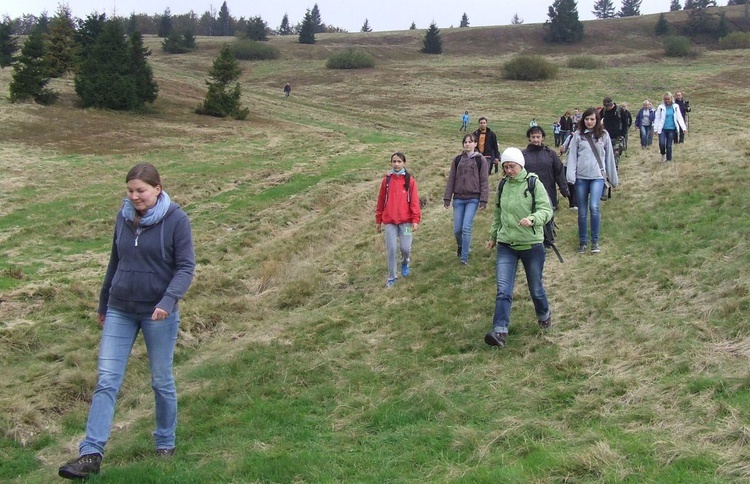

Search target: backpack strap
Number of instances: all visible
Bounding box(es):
[455,154,483,176]
[384,171,411,205]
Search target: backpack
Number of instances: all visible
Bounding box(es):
[496,175,564,263]
[384,171,413,205]
[453,154,484,175]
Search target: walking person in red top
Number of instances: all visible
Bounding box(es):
[376,152,421,288]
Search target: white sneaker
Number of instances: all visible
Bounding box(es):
[661,154,666,162]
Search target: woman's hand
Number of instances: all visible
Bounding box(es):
[96,313,105,328]
[519,217,533,227]
[487,240,496,249]
[152,308,169,321]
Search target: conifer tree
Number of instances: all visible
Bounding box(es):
[511,13,525,24]
[246,16,268,41]
[129,31,158,105]
[460,13,469,27]
[9,28,57,104]
[0,19,18,68]
[670,0,682,11]
[618,0,642,17]
[655,13,669,35]
[298,9,316,44]
[409,22,416,30]
[311,4,325,33]
[158,8,173,37]
[217,1,233,36]
[545,0,584,44]
[361,19,372,32]
[195,44,248,120]
[421,22,442,54]
[46,4,78,77]
[278,14,292,35]
[593,0,616,18]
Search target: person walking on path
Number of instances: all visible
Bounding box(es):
[376,152,421,288]
[283,82,292,97]
[654,91,687,163]
[444,133,489,265]
[472,117,500,175]
[460,111,469,131]
[58,163,195,480]
[565,107,619,255]
[635,100,655,150]
[485,147,554,348]
[522,126,569,210]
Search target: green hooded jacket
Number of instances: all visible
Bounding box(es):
[489,170,553,249]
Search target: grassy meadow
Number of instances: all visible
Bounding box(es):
[2,7,750,482]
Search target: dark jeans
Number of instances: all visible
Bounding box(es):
[659,129,677,161]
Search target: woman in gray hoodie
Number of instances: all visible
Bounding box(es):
[565,107,619,255]
[59,163,195,480]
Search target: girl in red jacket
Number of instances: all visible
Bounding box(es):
[375,152,421,288]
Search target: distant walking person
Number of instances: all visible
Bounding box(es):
[58,163,195,480]
[283,82,292,97]
[674,90,690,143]
[375,152,421,288]
[473,117,500,175]
[635,100,655,150]
[654,91,687,163]
[566,107,619,255]
[485,147,554,348]
[444,133,489,265]
[461,111,469,131]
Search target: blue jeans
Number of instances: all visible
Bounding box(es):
[492,243,550,334]
[80,308,180,456]
[574,178,604,246]
[639,125,653,148]
[659,129,677,161]
[452,198,480,263]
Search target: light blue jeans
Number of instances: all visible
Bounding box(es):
[452,198,480,263]
[639,125,653,148]
[79,308,180,456]
[492,243,550,334]
[574,178,605,246]
[384,223,412,281]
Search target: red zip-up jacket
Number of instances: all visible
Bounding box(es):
[375,172,421,225]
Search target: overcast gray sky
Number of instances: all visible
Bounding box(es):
[1,0,679,31]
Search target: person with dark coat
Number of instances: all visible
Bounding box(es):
[522,126,569,210]
[674,90,690,143]
[473,116,500,175]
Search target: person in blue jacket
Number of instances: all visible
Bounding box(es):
[59,163,195,480]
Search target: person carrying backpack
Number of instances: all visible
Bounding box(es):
[485,147,554,348]
[376,152,421,288]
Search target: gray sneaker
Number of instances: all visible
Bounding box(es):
[484,331,506,347]
[591,243,600,254]
[576,244,587,254]
[538,316,553,330]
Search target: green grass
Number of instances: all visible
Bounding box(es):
[2,7,750,482]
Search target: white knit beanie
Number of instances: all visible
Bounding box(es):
[500,147,525,168]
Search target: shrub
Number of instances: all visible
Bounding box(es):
[718,31,750,50]
[326,48,375,69]
[162,30,196,54]
[502,55,558,81]
[663,35,696,57]
[232,40,279,61]
[566,55,604,69]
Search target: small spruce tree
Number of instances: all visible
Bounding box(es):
[421,22,442,54]
[45,4,78,77]
[618,0,642,17]
[0,19,19,68]
[655,13,670,35]
[158,8,173,38]
[460,13,469,27]
[246,16,268,41]
[196,44,248,120]
[9,28,57,104]
[278,14,292,35]
[409,22,416,30]
[511,13,525,25]
[129,31,158,105]
[311,4,325,33]
[298,9,316,44]
[670,0,682,11]
[361,19,372,32]
[593,0,616,19]
[545,0,585,44]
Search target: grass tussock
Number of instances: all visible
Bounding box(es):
[2,9,750,481]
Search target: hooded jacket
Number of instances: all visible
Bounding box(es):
[98,202,195,316]
[444,152,490,207]
[523,144,570,208]
[565,129,619,188]
[489,170,553,248]
[375,172,421,225]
